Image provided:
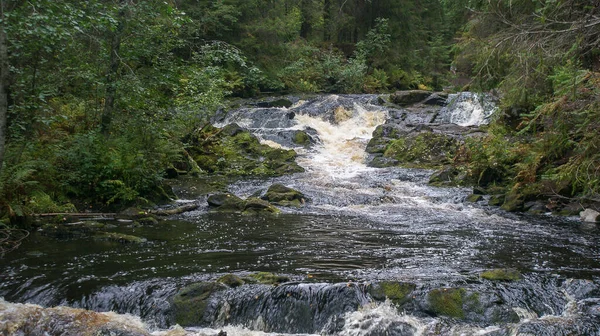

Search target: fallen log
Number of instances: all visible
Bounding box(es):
[35,213,116,218]
[148,203,200,216]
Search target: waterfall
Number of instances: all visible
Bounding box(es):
[436,92,498,126]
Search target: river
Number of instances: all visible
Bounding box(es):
[1,94,599,335]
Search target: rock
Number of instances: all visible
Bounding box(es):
[423,92,448,106]
[524,201,547,215]
[94,232,147,244]
[243,197,281,214]
[466,194,483,203]
[581,208,600,223]
[118,207,149,219]
[207,193,245,211]
[500,191,524,212]
[262,184,307,207]
[365,137,390,154]
[473,187,487,195]
[292,130,312,146]
[217,274,245,288]
[427,288,468,319]
[488,194,505,206]
[368,156,400,168]
[254,98,293,108]
[188,123,304,176]
[381,131,459,168]
[40,221,106,239]
[390,90,431,106]
[428,166,466,187]
[369,281,415,305]
[477,167,503,187]
[171,282,228,326]
[480,269,521,281]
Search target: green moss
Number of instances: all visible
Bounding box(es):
[171,282,227,326]
[292,131,311,146]
[188,123,304,177]
[488,194,505,206]
[262,184,307,207]
[249,272,290,285]
[370,282,416,305]
[383,132,458,169]
[243,197,281,215]
[466,194,483,203]
[428,288,466,319]
[480,269,521,281]
[217,274,245,287]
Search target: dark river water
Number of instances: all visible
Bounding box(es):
[1,94,599,335]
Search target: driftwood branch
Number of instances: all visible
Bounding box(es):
[148,203,200,216]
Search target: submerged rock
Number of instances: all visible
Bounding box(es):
[480,269,521,281]
[94,232,147,244]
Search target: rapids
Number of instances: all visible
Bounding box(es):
[1,94,599,335]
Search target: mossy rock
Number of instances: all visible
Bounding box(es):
[187,123,304,177]
[248,272,290,285]
[488,194,505,206]
[94,232,147,244]
[382,132,458,169]
[262,184,307,207]
[501,191,525,212]
[171,282,228,326]
[466,194,483,203]
[118,207,150,219]
[207,193,246,212]
[427,288,467,319]
[292,130,312,146]
[243,197,281,215]
[481,269,521,281]
[370,281,416,305]
[217,274,245,288]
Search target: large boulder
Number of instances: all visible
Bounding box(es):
[379,131,459,169]
[207,193,245,211]
[262,184,308,207]
[390,90,432,106]
[187,123,304,177]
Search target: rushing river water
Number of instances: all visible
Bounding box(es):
[1,94,600,335]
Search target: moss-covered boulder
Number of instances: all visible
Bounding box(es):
[262,184,307,207]
[488,194,505,206]
[171,282,228,326]
[217,274,245,288]
[466,194,483,203]
[480,269,521,281]
[428,166,469,187]
[187,123,304,177]
[243,197,281,215]
[292,130,312,147]
[207,193,246,212]
[381,131,459,169]
[369,281,416,305]
[427,288,468,319]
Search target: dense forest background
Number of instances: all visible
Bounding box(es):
[0,0,598,227]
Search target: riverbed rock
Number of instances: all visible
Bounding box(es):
[466,194,483,203]
[580,208,600,223]
[390,90,431,106]
[243,197,281,214]
[423,92,448,106]
[40,221,106,239]
[262,184,307,207]
[207,193,245,211]
[0,299,151,336]
[369,281,416,305]
[247,272,290,285]
[187,123,304,176]
[380,131,459,168]
[428,166,468,187]
[171,281,228,326]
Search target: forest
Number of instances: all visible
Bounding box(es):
[0,0,599,230]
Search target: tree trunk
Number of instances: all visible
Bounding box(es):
[300,0,312,39]
[323,0,331,41]
[0,1,9,174]
[101,3,127,135]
